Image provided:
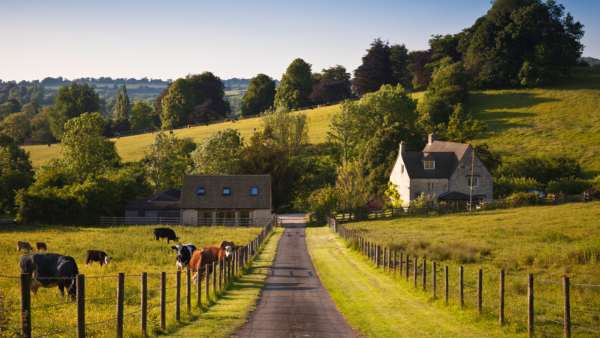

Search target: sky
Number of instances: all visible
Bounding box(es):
[1,0,598,82]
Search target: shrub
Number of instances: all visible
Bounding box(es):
[547,178,592,195]
[496,155,581,185]
[507,192,538,207]
[493,176,544,199]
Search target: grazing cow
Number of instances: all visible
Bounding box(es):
[171,243,197,270]
[153,228,179,243]
[19,253,79,301]
[86,250,110,267]
[203,246,230,261]
[189,249,217,283]
[17,241,33,253]
[36,242,47,252]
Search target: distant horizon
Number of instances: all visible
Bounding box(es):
[1,0,597,82]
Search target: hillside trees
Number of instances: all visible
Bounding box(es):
[130,101,155,130]
[143,131,196,192]
[352,39,397,95]
[261,106,309,156]
[47,82,100,139]
[0,133,34,213]
[390,44,413,89]
[274,58,313,109]
[160,79,194,128]
[0,113,30,143]
[241,74,276,116]
[326,100,360,163]
[30,109,55,143]
[113,85,131,132]
[189,128,244,175]
[435,103,487,143]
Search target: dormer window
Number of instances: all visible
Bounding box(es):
[196,186,205,196]
[424,161,435,170]
[222,186,231,196]
[250,186,259,196]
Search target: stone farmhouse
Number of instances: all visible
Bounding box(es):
[390,134,493,206]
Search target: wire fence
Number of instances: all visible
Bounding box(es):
[3,215,277,338]
[328,216,600,337]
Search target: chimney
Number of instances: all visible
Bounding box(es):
[428,133,436,145]
[399,141,405,155]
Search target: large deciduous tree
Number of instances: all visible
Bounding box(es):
[309,80,352,104]
[261,106,309,156]
[0,133,34,213]
[143,131,195,192]
[352,39,397,95]
[130,101,155,130]
[435,103,487,143]
[47,82,100,139]
[326,100,360,163]
[160,79,195,129]
[189,128,244,175]
[241,74,276,116]
[0,112,30,142]
[274,58,313,109]
[389,44,413,89]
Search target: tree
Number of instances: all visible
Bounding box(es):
[47,82,100,139]
[130,101,155,130]
[319,65,352,88]
[60,112,120,182]
[189,128,244,175]
[114,85,130,119]
[261,106,309,156]
[335,160,369,211]
[473,143,502,172]
[143,131,193,192]
[274,58,313,109]
[30,108,56,143]
[0,133,34,213]
[21,103,39,118]
[435,104,487,143]
[309,80,352,104]
[187,72,230,119]
[412,49,434,88]
[160,79,194,128]
[326,100,360,163]
[241,74,276,116]
[0,113,30,142]
[390,44,412,88]
[352,39,397,95]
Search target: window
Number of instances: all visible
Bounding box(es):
[414,192,422,199]
[424,161,435,169]
[196,186,205,196]
[250,186,259,196]
[467,177,479,187]
[401,164,405,173]
[222,186,231,196]
[427,182,435,190]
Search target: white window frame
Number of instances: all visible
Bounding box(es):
[427,182,436,190]
[424,161,435,170]
[467,177,479,187]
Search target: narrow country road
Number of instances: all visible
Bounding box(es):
[234,214,357,338]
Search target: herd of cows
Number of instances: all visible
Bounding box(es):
[16,228,247,302]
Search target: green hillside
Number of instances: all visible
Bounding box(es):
[22,68,600,176]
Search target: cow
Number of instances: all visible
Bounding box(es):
[171,243,197,270]
[17,241,33,253]
[203,246,230,261]
[36,242,47,252]
[86,250,110,267]
[153,228,179,243]
[189,249,217,283]
[19,253,79,302]
[219,241,242,256]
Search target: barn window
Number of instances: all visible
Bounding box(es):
[222,186,231,196]
[196,186,205,196]
[424,161,435,169]
[251,186,259,196]
[427,182,435,190]
[467,177,479,187]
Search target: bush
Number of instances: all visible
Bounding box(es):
[547,178,592,195]
[496,155,581,185]
[493,176,544,199]
[507,192,538,207]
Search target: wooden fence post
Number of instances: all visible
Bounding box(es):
[205,265,210,300]
[176,270,181,322]
[477,269,482,315]
[528,274,534,337]
[499,270,504,327]
[20,273,32,338]
[76,274,84,338]
[406,254,410,280]
[197,268,202,308]
[382,247,386,271]
[393,251,397,274]
[563,277,570,338]
[141,272,147,337]
[212,261,217,295]
[186,269,191,313]
[459,266,464,308]
[413,257,418,288]
[376,246,380,268]
[116,273,124,338]
[160,272,166,330]
[399,253,403,276]
[445,266,449,305]
[433,261,437,299]
[219,258,222,292]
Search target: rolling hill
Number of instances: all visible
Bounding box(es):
[22,68,600,177]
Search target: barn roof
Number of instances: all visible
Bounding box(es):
[125,188,181,210]
[180,175,271,210]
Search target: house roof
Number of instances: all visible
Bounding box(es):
[438,191,471,200]
[146,188,181,202]
[180,175,271,210]
[423,140,470,177]
[125,188,181,210]
[402,152,454,179]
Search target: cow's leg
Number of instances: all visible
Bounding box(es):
[100,260,103,267]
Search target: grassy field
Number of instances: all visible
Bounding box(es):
[0,223,266,337]
[306,226,508,337]
[339,202,600,336]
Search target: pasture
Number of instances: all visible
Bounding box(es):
[0,223,264,337]
[338,201,600,336]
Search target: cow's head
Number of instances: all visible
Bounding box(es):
[172,244,184,262]
[66,278,77,300]
[224,246,232,257]
[104,256,110,265]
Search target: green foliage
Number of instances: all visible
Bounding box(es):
[60,112,120,182]
[352,39,397,95]
[308,185,339,215]
[112,117,131,133]
[384,181,403,207]
[0,112,30,142]
[130,101,156,130]
[30,108,55,143]
[389,44,413,89]
[142,131,194,192]
[189,128,244,175]
[496,155,581,185]
[335,160,369,212]
[409,193,436,208]
[47,82,100,139]
[274,58,313,109]
[316,65,352,88]
[507,191,538,206]
[435,104,487,143]
[160,78,194,129]
[473,143,502,172]
[261,106,309,156]
[326,100,360,163]
[0,133,34,213]
[547,178,592,195]
[114,85,130,119]
[493,176,544,199]
[241,74,276,117]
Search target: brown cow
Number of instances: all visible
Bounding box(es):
[36,243,47,252]
[204,246,230,261]
[17,241,33,253]
[189,249,217,283]
[86,250,110,267]
[219,241,242,254]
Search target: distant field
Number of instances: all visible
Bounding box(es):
[0,223,264,337]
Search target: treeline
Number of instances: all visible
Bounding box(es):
[0,77,172,86]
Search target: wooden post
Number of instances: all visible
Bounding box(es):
[393,251,397,274]
[116,273,124,338]
[205,265,210,300]
[376,245,380,268]
[528,274,534,337]
[422,259,427,290]
[413,256,418,288]
[20,273,32,338]
[160,272,166,330]
[196,268,202,308]
[477,269,482,315]
[186,269,191,313]
[176,270,181,322]
[459,266,464,308]
[141,272,147,337]
[433,261,437,299]
[399,252,403,276]
[76,274,84,338]
[499,270,504,327]
[219,258,222,292]
[406,254,410,280]
[445,266,449,305]
[212,261,216,295]
[563,277,570,338]
[382,247,386,271]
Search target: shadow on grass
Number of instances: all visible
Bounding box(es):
[470,92,558,112]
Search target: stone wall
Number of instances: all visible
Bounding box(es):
[448,147,493,200]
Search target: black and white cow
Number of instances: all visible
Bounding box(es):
[86,250,110,267]
[171,243,196,270]
[154,228,179,243]
[19,253,79,302]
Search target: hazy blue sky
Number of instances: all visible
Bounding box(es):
[1,0,597,81]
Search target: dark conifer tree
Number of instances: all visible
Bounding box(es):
[352,39,397,95]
